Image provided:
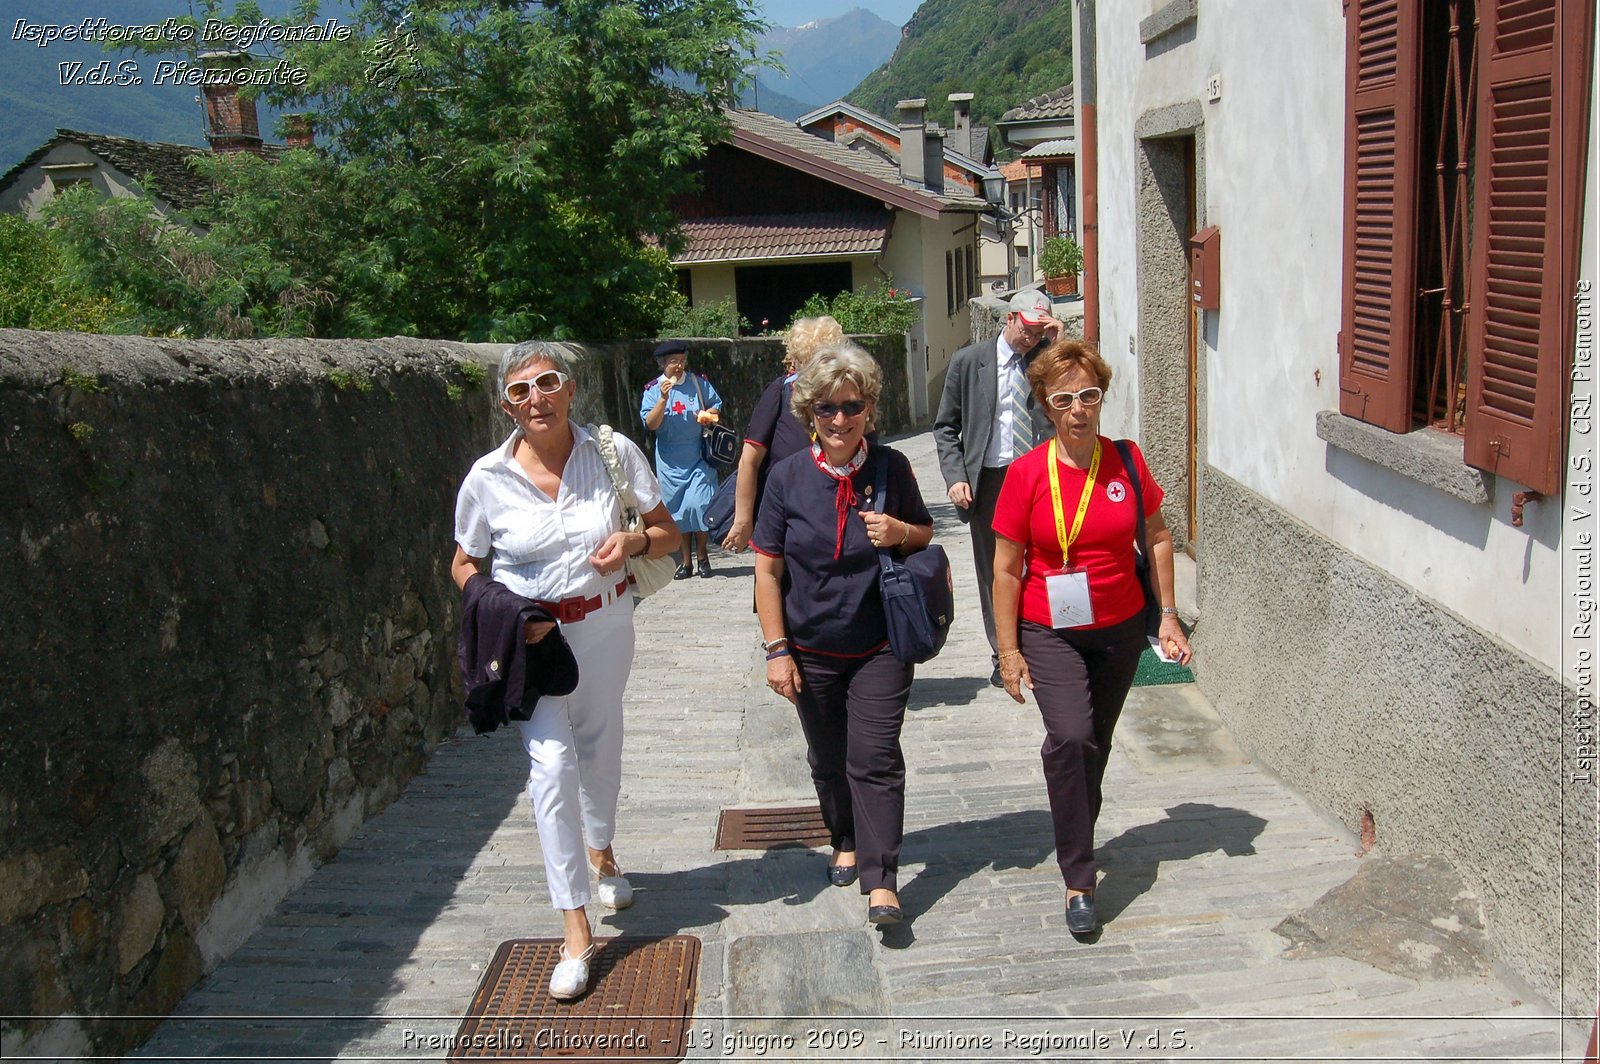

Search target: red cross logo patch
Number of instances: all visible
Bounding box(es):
[1106,480,1127,503]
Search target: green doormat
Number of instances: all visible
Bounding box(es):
[1132,646,1194,686]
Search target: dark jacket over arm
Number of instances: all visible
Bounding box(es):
[457,573,579,735]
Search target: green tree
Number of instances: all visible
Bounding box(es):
[0,214,119,333]
[87,0,768,341]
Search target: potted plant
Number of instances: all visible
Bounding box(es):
[1039,235,1084,297]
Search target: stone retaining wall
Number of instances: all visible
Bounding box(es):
[0,328,908,1060]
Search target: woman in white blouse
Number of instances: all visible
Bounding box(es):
[451,341,680,1000]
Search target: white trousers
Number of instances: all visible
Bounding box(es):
[514,594,634,910]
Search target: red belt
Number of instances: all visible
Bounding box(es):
[537,578,630,624]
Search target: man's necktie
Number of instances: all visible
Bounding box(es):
[1009,358,1034,459]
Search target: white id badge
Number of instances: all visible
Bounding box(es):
[1044,568,1095,629]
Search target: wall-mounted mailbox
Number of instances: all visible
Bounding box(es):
[1190,225,1220,310]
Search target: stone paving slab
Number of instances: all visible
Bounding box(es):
[130,429,1582,1063]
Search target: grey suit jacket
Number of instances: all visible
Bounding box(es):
[933,335,1049,521]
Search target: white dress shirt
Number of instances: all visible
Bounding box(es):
[454,422,662,604]
[983,333,1032,469]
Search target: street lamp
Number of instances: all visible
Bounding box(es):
[981,169,1040,290]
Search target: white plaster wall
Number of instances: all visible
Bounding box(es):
[1094,0,1581,668]
[686,263,736,308]
[0,143,119,218]
[1091,2,1151,443]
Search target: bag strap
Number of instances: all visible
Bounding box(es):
[1112,438,1148,559]
[1113,439,1159,610]
[593,424,642,520]
[692,373,705,414]
[871,447,897,577]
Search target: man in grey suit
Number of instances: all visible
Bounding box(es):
[934,289,1063,686]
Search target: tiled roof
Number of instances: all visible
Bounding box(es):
[1,129,212,208]
[723,108,989,218]
[1000,85,1075,123]
[671,211,890,264]
[999,160,1042,181]
[795,99,991,172]
[1,129,289,212]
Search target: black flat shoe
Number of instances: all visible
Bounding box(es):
[1066,893,1097,935]
[697,559,712,578]
[827,863,859,888]
[867,904,902,926]
[990,668,1004,688]
[673,563,694,580]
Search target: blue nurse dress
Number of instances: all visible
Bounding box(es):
[640,372,722,532]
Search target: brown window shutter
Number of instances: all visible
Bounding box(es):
[1464,0,1595,493]
[1339,0,1423,431]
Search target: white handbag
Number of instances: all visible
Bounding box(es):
[593,424,676,599]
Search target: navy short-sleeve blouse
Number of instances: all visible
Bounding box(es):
[752,444,933,657]
[745,372,812,466]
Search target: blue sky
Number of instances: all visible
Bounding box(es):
[761,0,917,29]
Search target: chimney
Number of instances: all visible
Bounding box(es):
[948,92,974,159]
[923,124,946,193]
[896,98,930,189]
[200,51,263,155]
[283,114,315,150]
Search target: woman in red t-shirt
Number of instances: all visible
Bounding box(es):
[990,339,1191,937]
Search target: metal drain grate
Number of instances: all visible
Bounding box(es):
[451,936,699,1062]
[714,805,831,850]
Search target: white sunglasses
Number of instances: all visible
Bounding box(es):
[503,371,570,403]
[1044,387,1104,410]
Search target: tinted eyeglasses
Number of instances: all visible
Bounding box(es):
[1044,387,1104,410]
[813,399,868,419]
[503,371,570,403]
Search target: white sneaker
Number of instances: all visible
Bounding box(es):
[595,872,633,910]
[548,942,595,1000]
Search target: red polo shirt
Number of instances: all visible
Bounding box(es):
[991,437,1163,630]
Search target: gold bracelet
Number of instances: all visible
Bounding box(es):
[898,521,911,547]
[998,649,1023,658]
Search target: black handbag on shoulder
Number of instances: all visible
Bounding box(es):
[871,450,954,664]
[692,375,740,470]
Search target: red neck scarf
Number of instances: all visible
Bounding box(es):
[811,440,868,559]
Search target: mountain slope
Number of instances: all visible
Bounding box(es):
[758,8,901,108]
[845,0,1072,139]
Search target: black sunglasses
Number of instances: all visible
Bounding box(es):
[813,400,868,418]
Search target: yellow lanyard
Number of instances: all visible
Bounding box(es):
[1047,438,1100,565]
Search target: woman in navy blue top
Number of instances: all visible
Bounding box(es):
[752,343,934,928]
[722,315,843,551]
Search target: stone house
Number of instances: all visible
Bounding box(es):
[1072,0,1596,1014]
[671,106,992,419]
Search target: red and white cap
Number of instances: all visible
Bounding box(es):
[1008,289,1053,324]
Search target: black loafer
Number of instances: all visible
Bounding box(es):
[867,904,903,926]
[697,559,712,578]
[990,668,1004,688]
[673,563,694,580]
[1066,893,1097,935]
[827,863,859,888]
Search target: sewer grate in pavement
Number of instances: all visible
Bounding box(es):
[714,805,831,850]
[451,935,699,1062]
